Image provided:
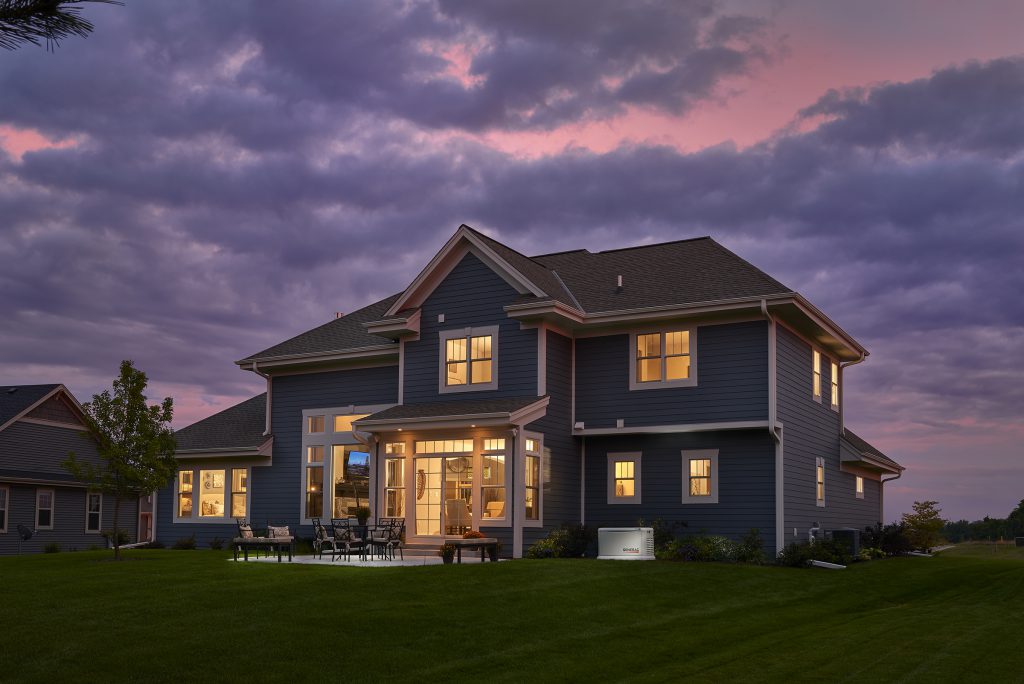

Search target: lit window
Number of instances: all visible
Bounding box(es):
[682,450,719,503]
[631,329,694,389]
[525,453,540,521]
[331,445,370,518]
[86,492,102,533]
[525,438,538,453]
[415,439,473,454]
[483,438,506,451]
[385,456,405,517]
[307,415,325,433]
[306,465,323,518]
[198,470,226,517]
[608,453,641,503]
[855,476,864,500]
[816,457,825,506]
[333,414,369,432]
[384,442,406,455]
[439,327,499,393]
[231,469,247,518]
[0,486,7,533]
[307,445,324,463]
[36,489,54,529]
[812,350,822,401]
[177,471,193,518]
[481,453,506,520]
[830,362,840,410]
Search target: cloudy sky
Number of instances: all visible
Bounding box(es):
[2,0,1022,523]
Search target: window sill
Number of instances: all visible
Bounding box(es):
[629,378,697,391]
[438,382,499,394]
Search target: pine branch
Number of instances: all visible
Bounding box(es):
[0,0,121,51]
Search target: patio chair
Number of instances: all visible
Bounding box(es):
[367,518,404,561]
[312,518,340,560]
[445,499,471,534]
[330,518,365,561]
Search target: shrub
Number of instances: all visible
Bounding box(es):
[863,523,913,556]
[102,529,131,546]
[640,517,686,553]
[735,528,767,565]
[44,542,61,554]
[439,543,457,561]
[172,534,197,550]
[526,524,597,558]
[657,533,741,562]
[209,537,225,550]
[777,539,854,567]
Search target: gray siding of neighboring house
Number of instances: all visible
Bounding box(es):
[582,429,776,554]
[0,485,138,554]
[525,330,579,549]
[0,420,100,476]
[156,365,399,547]
[574,321,769,429]
[777,325,881,545]
[402,252,537,404]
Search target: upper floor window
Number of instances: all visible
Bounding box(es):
[830,362,840,411]
[629,328,696,390]
[812,350,822,402]
[607,453,641,504]
[333,414,369,432]
[439,326,499,393]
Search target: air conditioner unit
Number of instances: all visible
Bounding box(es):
[597,527,655,560]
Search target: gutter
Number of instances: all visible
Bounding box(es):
[252,361,271,436]
[880,470,903,524]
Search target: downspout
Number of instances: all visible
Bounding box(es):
[761,300,784,555]
[580,436,586,526]
[880,470,903,524]
[251,361,272,436]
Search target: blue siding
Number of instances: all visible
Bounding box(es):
[583,430,776,553]
[403,252,537,403]
[526,330,578,546]
[0,420,100,476]
[777,325,881,543]
[156,365,398,547]
[574,321,769,429]
[0,484,138,554]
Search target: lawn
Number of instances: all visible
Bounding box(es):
[1,545,1022,683]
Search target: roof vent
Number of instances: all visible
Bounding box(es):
[616,275,623,293]
[335,312,344,319]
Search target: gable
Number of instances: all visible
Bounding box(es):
[26,394,84,427]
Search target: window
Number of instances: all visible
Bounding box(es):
[439,326,499,393]
[629,329,696,389]
[524,437,542,523]
[231,469,247,517]
[816,457,825,507]
[0,486,8,533]
[607,453,641,504]
[384,455,405,517]
[483,438,505,451]
[36,489,54,529]
[333,414,369,432]
[385,442,406,455]
[306,445,325,518]
[812,350,822,401]
[682,449,719,504]
[307,415,325,433]
[480,453,506,520]
[86,492,102,533]
[415,439,473,454]
[331,445,371,517]
[830,361,840,411]
[198,470,226,517]
[178,471,193,518]
[855,476,864,500]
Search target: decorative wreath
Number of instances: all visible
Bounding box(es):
[416,470,426,500]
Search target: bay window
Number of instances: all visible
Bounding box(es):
[231,469,247,517]
[175,467,251,522]
[524,436,542,524]
[481,444,506,521]
[178,471,193,517]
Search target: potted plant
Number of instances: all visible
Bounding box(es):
[439,543,457,564]
[354,506,371,526]
[463,530,485,539]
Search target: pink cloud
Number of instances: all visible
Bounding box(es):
[0,125,79,160]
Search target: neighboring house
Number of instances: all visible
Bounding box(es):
[157,225,903,556]
[0,384,143,554]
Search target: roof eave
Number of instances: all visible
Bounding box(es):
[236,344,398,370]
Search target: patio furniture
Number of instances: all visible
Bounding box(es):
[366,518,405,560]
[484,501,505,519]
[330,518,365,561]
[447,537,499,563]
[445,499,471,535]
[232,519,293,562]
[312,518,341,560]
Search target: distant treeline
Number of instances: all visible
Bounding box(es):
[942,499,1024,542]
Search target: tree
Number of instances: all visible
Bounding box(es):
[0,0,119,51]
[65,360,176,559]
[902,500,945,552]
[1008,499,1024,537]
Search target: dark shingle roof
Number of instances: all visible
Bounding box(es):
[239,294,401,363]
[175,394,267,451]
[359,396,545,422]
[843,428,904,471]
[466,226,579,307]
[0,384,60,428]
[532,237,792,313]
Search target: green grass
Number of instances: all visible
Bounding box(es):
[1,545,1023,683]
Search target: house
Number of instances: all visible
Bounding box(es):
[0,384,145,553]
[156,225,903,556]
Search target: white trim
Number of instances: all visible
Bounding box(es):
[575,419,771,436]
[681,449,719,504]
[513,429,524,557]
[0,385,87,435]
[0,485,8,533]
[356,397,549,433]
[855,475,865,499]
[438,326,500,394]
[35,488,55,530]
[85,491,103,534]
[815,457,826,507]
[607,452,641,505]
[172,466,253,524]
[628,327,698,390]
[17,417,85,431]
